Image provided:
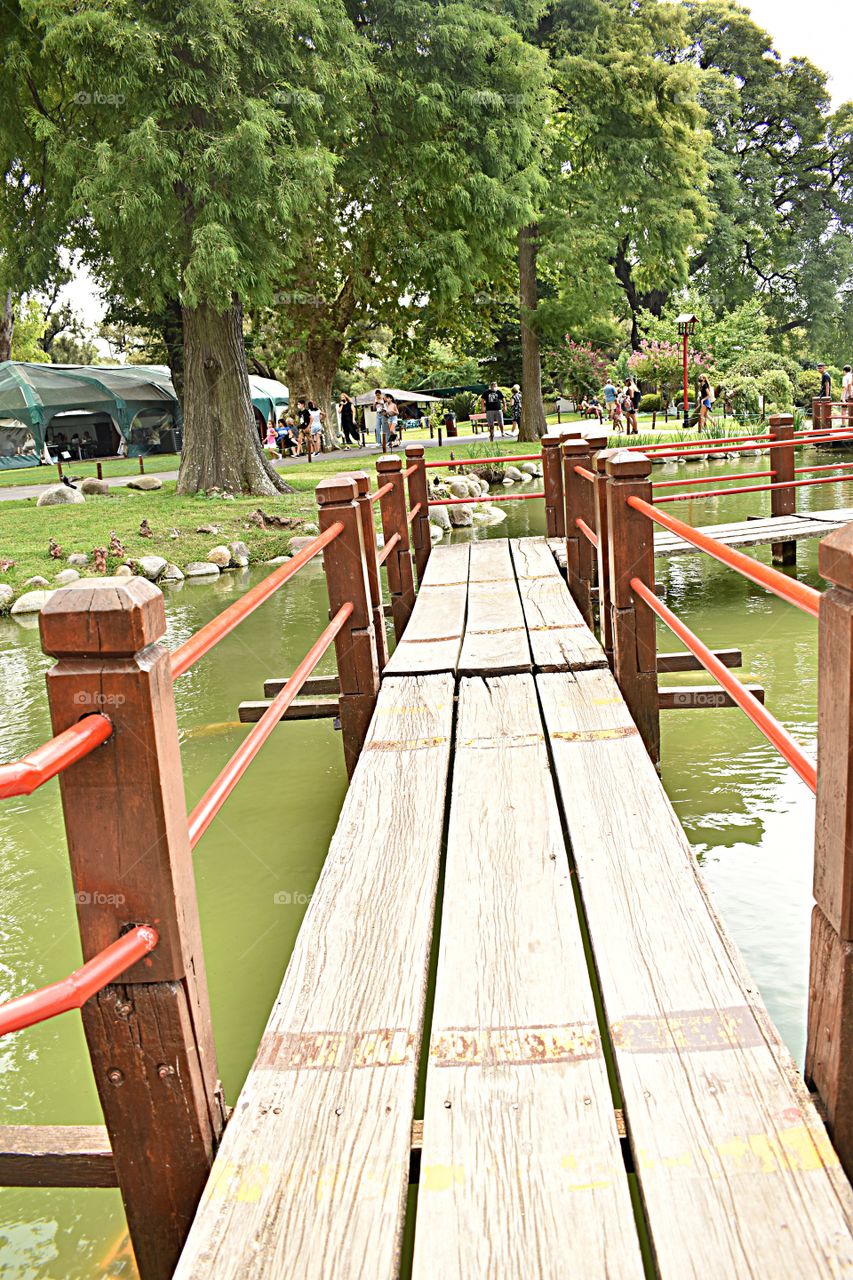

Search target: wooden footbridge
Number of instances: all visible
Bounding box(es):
[4,418,853,1277]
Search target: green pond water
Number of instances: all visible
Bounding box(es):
[1,445,851,1277]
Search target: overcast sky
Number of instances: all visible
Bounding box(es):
[63,1,853,341]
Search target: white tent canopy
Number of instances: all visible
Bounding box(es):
[354,388,441,406]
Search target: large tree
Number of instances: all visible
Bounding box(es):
[0,0,357,493]
[249,0,550,447]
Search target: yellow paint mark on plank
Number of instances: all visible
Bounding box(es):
[365,737,448,752]
[256,1027,416,1071]
[553,727,639,743]
[422,1164,465,1192]
[431,1023,601,1068]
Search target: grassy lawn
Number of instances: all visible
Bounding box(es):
[0,454,184,488]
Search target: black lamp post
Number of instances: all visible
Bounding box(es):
[676,313,699,430]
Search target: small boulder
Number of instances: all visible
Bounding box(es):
[196,524,221,535]
[80,478,110,496]
[24,575,50,589]
[207,545,232,568]
[228,541,250,568]
[448,504,474,528]
[288,536,321,556]
[519,462,539,477]
[55,568,81,586]
[502,476,515,486]
[429,504,451,531]
[0,584,14,609]
[265,555,290,565]
[161,563,185,581]
[36,484,85,508]
[67,553,89,567]
[448,480,470,500]
[126,475,163,491]
[184,561,221,578]
[137,556,167,581]
[115,564,134,578]
[302,522,320,536]
[11,589,54,615]
[504,465,524,482]
[429,523,445,544]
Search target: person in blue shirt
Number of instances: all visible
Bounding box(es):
[603,379,617,422]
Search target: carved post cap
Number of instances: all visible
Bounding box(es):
[541,436,561,450]
[595,448,619,474]
[376,454,403,473]
[316,475,359,506]
[405,444,425,458]
[606,450,651,479]
[340,470,370,496]
[40,577,166,659]
[769,413,794,428]
[819,525,853,590]
[560,439,590,456]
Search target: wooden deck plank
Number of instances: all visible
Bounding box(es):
[175,675,455,1280]
[383,543,469,675]
[654,508,853,557]
[412,675,644,1280]
[458,541,530,675]
[511,537,608,672]
[539,666,853,1278]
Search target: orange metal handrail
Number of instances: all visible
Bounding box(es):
[427,491,545,507]
[377,533,401,567]
[171,523,344,678]
[370,482,394,505]
[0,715,113,800]
[188,603,352,848]
[631,577,816,791]
[576,517,599,548]
[653,470,776,490]
[574,466,596,483]
[425,454,539,470]
[654,472,853,505]
[0,925,159,1038]
[632,430,853,463]
[627,495,821,618]
[407,502,422,525]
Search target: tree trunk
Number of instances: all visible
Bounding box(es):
[177,300,292,496]
[518,224,547,442]
[286,349,341,452]
[0,290,14,362]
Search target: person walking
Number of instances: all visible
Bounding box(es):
[842,365,853,429]
[372,388,388,447]
[603,377,617,422]
[385,394,400,447]
[339,392,359,447]
[622,385,638,435]
[697,374,714,432]
[511,384,522,432]
[483,382,506,441]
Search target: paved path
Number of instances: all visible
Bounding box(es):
[0,432,513,502]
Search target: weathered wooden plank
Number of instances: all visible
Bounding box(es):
[383,544,469,675]
[412,676,643,1279]
[458,541,530,675]
[658,684,765,709]
[175,675,455,1280]
[539,666,853,1277]
[0,1126,116,1188]
[511,537,608,672]
[263,675,340,697]
[657,649,742,673]
[654,509,853,557]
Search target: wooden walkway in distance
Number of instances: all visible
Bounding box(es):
[176,537,853,1279]
[652,507,853,557]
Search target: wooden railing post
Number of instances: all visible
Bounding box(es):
[39,578,226,1280]
[405,444,432,583]
[604,451,660,764]
[376,454,416,639]
[542,436,565,539]
[807,524,853,1177]
[561,439,595,629]
[813,396,831,433]
[593,449,616,669]
[769,413,796,566]
[346,470,388,673]
[316,476,380,777]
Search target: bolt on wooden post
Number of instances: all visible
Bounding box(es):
[806,524,853,1178]
[316,476,381,777]
[594,449,616,669]
[561,439,595,629]
[769,413,796,566]
[405,444,432,583]
[541,436,566,539]
[376,454,416,639]
[40,579,226,1280]
[604,451,660,764]
[344,470,388,673]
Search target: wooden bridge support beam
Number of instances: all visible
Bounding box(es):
[39,579,226,1280]
[769,414,796,566]
[405,445,432,584]
[807,524,853,1178]
[376,455,416,640]
[542,435,567,539]
[317,476,381,777]
[604,450,660,764]
[561,439,595,630]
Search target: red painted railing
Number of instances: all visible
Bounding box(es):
[0,715,113,800]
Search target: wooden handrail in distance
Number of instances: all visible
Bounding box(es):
[405,445,432,582]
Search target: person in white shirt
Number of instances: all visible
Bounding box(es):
[842,365,853,402]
